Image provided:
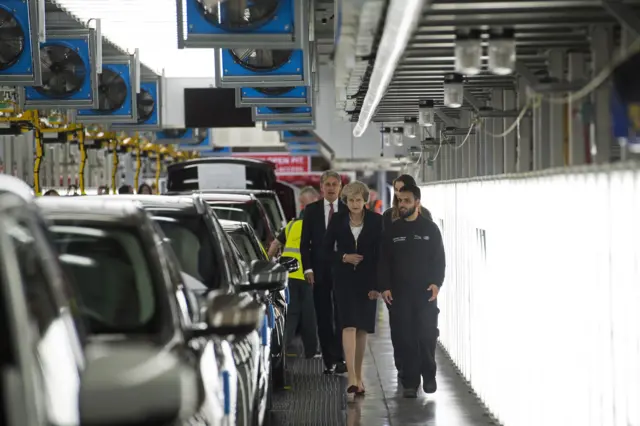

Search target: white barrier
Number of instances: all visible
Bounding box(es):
[422,163,640,426]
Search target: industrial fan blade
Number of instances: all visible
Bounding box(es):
[0,9,25,70]
[97,68,128,112]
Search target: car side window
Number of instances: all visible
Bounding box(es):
[5,216,58,336]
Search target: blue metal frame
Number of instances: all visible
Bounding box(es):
[221,49,304,78]
[241,86,307,100]
[0,2,34,78]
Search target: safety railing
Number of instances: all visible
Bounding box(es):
[421,162,640,426]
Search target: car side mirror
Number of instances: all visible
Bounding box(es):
[188,291,265,338]
[278,256,299,273]
[79,342,200,426]
[240,260,288,292]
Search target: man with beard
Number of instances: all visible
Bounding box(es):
[378,184,446,398]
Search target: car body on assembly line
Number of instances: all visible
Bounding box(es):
[36,196,269,426]
[96,194,288,426]
[0,175,203,426]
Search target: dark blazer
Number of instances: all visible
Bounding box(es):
[300,198,346,282]
[323,209,383,285]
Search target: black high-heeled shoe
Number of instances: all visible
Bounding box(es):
[356,384,365,396]
[347,385,359,401]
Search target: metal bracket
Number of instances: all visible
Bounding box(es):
[601,0,640,37]
[463,89,484,112]
[435,109,460,128]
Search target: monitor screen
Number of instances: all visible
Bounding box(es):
[184,88,255,128]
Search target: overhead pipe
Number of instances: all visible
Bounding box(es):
[353,0,428,137]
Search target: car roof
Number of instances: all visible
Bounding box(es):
[167,157,275,170]
[199,192,255,202]
[198,189,275,196]
[0,174,35,203]
[36,196,146,221]
[95,194,198,211]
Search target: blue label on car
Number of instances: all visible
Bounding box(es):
[261,315,268,346]
[222,370,230,415]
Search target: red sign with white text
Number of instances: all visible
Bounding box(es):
[232,153,310,174]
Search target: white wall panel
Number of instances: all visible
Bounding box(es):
[422,165,640,426]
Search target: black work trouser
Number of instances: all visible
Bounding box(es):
[394,289,440,389]
[386,302,403,373]
[313,277,344,368]
[285,278,318,356]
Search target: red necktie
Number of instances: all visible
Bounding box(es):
[328,202,334,223]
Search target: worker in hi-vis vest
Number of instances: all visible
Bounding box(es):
[268,186,320,357]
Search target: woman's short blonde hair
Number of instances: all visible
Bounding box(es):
[341,180,370,203]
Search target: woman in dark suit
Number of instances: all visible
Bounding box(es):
[324,180,383,400]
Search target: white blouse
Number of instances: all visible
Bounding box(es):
[350,224,363,243]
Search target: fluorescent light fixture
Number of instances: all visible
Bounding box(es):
[488,28,516,76]
[353,0,427,138]
[444,73,464,108]
[454,29,482,76]
[418,99,435,127]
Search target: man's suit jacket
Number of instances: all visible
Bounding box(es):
[300,198,345,283]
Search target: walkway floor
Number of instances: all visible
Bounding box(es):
[271,302,494,426]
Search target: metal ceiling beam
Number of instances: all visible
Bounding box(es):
[435,109,459,127]
[463,89,485,112]
[601,0,640,36]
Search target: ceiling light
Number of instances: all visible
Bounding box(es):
[444,73,464,108]
[418,99,435,127]
[392,127,404,146]
[404,117,418,138]
[381,127,392,146]
[488,28,516,76]
[454,29,482,76]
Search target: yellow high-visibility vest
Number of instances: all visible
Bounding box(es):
[282,219,305,280]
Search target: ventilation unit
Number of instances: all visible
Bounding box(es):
[252,105,313,122]
[111,76,163,131]
[214,45,311,88]
[156,128,212,150]
[0,0,44,86]
[279,130,316,142]
[262,119,315,131]
[20,29,99,109]
[75,54,139,124]
[235,85,312,107]
[177,0,307,49]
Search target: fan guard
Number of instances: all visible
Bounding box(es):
[0,7,26,71]
[136,88,155,123]
[97,68,128,112]
[288,130,309,137]
[198,0,279,31]
[254,87,295,96]
[268,107,296,113]
[230,49,292,72]
[34,44,87,99]
[192,128,208,143]
[164,129,188,139]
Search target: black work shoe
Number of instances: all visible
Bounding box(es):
[335,361,347,374]
[403,387,418,398]
[423,378,437,394]
[323,364,336,375]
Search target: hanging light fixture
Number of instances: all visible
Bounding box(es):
[404,117,418,138]
[381,126,392,146]
[488,28,516,76]
[454,29,482,76]
[444,73,464,108]
[418,99,435,127]
[392,127,404,146]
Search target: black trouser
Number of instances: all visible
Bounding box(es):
[386,302,403,373]
[285,278,318,356]
[394,289,439,389]
[313,277,344,368]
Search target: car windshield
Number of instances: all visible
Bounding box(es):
[48,223,160,335]
[229,230,260,262]
[148,210,221,290]
[255,194,284,229]
[208,201,269,243]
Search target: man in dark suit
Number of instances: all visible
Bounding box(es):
[300,170,346,374]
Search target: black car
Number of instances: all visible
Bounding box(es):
[37,196,270,426]
[220,219,292,390]
[0,176,202,426]
[97,194,290,426]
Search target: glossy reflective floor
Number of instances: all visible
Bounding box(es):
[272,303,493,426]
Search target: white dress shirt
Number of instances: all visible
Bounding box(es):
[304,199,339,276]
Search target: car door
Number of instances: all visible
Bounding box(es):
[2,206,85,426]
